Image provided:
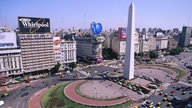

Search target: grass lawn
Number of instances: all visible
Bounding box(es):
[41,82,134,108]
[173,68,186,79]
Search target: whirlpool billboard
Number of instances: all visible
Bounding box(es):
[18,16,50,34]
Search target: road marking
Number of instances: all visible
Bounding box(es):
[16,101,20,108]
[179,81,192,86]
[78,71,87,76]
[21,101,25,108]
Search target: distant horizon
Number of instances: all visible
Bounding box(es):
[0,0,192,31]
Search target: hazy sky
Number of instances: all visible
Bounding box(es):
[0,0,192,31]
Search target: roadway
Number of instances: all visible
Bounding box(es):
[0,65,114,108]
[0,70,88,108]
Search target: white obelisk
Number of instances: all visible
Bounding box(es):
[123,2,135,80]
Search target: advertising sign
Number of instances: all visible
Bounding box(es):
[18,16,50,34]
[0,32,17,49]
[53,37,60,50]
[118,27,127,39]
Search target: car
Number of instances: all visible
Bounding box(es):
[171,89,176,93]
[137,91,144,95]
[145,100,153,105]
[163,97,168,101]
[66,70,70,74]
[182,91,186,95]
[21,92,29,97]
[0,100,4,106]
[21,87,27,91]
[156,102,161,106]
[118,81,122,85]
[164,93,168,97]
[159,92,163,95]
[26,83,31,87]
[176,86,181,90]
[3,92,8,97]
[127,85,132,90]
[167,102,172,107]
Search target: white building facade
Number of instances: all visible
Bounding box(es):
[0,49,23,76]
[111,32,139,60]
[0,27,23,76]
[60,35,77,68]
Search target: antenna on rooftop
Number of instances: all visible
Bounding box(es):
[84,13,86,29]
[187,17,190,26]
[0,9,3,26]
[4,16,7,27]
[62,17,64,29]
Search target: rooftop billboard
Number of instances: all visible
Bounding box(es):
[118,27,127,39]
[0,32,17,49]
[53,37,60,50]
[18,16,50,34]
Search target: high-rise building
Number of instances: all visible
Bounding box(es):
[123,2,135,80]
[180,26,192,47]
[75,35,105,63]
[19,34,55,73]
[18,17,55,73]
[111,32,139,60]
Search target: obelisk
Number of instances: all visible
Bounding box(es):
[123,2,135,80]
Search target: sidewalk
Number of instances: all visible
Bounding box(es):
[0,83,23,92]
[28,88,48,108]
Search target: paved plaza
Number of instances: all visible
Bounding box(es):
[80,80,143,101]
[64,80,142,106]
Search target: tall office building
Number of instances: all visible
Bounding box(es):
[75,35,105,63]
[18,17,55,73]
[180,26,192,47]
[19,34,55,73]
[123,2,135,80]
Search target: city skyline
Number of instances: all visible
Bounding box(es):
[0,0,192,31]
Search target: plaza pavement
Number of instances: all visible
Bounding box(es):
[64,80,141,107]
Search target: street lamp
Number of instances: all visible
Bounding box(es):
[48,69,51,77]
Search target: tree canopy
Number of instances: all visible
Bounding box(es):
[169,47,183,55]
[51,63,61,74]
[149,51,158,59]
[68,62,77,71]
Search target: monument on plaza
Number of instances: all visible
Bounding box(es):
[123,2,135,80]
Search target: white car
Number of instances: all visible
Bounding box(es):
[66,70,70,74]
[0,100,4,106]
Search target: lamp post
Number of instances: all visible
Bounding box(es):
[48,69,51,77]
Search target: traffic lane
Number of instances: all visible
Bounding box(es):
[1,76,63,108]
[148,94,174,108]
[1,73,83,108]
[144,83,191,108]
[82,66,116,76]
[161,83,192,100]
[82,66,115,72]
[1,85,27,108]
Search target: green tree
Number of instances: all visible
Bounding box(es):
[51,63,61,74]
[149,51,158,59]
[137,52,144,57]
[170,47,183,55]
[68,62,77,71]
